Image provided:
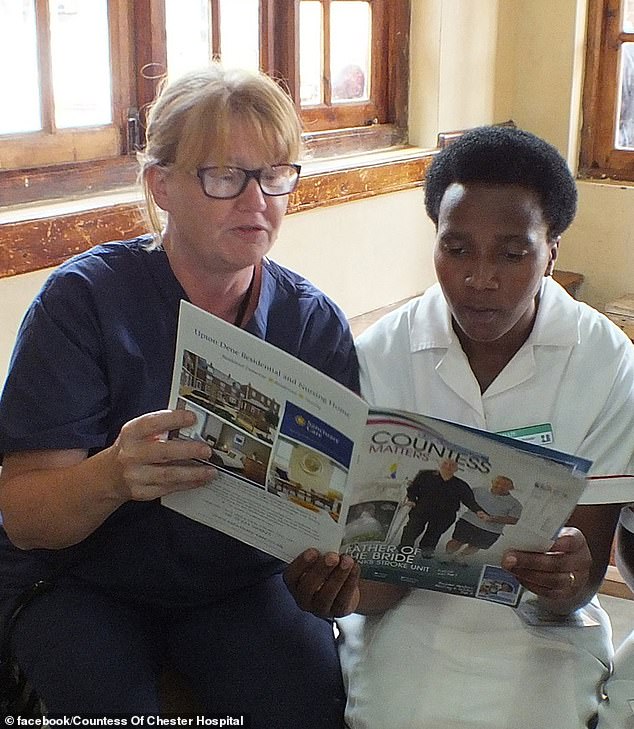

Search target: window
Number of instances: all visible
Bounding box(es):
[580,0,634,181]
[298,0,385,131]
[0,0,117,168]
[0,0,410,207]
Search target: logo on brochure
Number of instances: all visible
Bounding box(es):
[281,402,354,469]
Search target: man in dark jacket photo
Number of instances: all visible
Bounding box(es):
[399,459,484,556]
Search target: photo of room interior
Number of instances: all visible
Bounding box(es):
[269,438,345,521]
[176,396,271,487]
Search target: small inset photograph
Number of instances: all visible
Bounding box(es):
[268,438,345,521]
[178,349,280,444]
[475,565,522,605]
[175,397,271,488]
[267,401,354,521]
[341,500,399,546]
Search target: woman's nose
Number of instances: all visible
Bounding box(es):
[465,259,498,289]
[237,177,267,210]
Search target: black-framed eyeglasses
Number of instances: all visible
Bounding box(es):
[196,164,301,200]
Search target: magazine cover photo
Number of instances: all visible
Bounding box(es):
[342,411,586,606]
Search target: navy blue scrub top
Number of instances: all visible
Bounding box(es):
[0,236,359,607]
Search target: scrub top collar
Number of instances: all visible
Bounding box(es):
[141,235,273,339]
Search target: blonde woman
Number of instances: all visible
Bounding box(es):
[0,65,357,725]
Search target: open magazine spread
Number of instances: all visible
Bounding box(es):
[162,301,591,607]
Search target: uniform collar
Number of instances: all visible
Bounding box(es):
[408,277,581,407]
[528,276,581,347]
[408,283,455,352]
[408,277,580,354]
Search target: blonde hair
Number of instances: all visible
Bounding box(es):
[138,64,303,242]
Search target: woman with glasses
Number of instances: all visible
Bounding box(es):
[0,65,358,725]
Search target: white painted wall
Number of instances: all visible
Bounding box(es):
[564,182,634,308]
[503,0,634,310]
[274,189,435,319]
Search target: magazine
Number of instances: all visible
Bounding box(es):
[162,301,591,607]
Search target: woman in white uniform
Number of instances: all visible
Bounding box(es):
[285,126,634,729]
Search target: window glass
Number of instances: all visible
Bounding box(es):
[49,0,112,128]
[618,42,634,148]
[219,0,259,71]
[0,0,41,134]
[624,0,634,32]
[300,1,324,106]
[331,1,370,102]
[166,0,211,80]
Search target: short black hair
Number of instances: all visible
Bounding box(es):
[424,125,577,238]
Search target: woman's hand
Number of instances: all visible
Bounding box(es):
[284,549,361,618]
[0,408,217,550]
[501,526,592,614]
[111,409,217,501]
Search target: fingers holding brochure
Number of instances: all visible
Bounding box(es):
[112,408,217,501]
[285,548,361,617]
[501,526,592,613]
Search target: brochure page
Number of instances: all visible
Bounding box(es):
[162,301,369,562]
[162,302,591,607]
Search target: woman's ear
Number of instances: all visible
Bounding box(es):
[146,165,170,211]
[545,236,560,276]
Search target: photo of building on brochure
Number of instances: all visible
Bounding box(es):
[341,412,584,607]
[176,348,278,487]
[175,348,352,520]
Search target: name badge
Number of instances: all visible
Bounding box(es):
[496,423,554,446]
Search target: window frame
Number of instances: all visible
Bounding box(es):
[580,0,634,181]
[0,0,133,170]
[0,0,410,208]
[283,0,388,132]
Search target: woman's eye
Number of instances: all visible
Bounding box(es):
[503,250,527,261]
[444,245,467,256]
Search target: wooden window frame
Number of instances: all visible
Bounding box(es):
[1,0,133,170]
[580,0,634,181]
[281,1,392,131]
[1,0,410,209]
[266,0,411,156]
